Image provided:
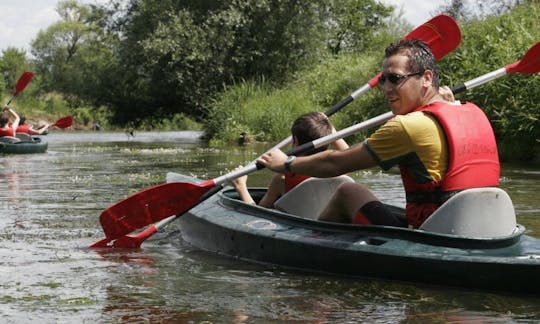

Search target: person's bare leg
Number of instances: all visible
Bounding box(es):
[318,182,379,223]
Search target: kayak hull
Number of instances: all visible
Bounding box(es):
[178,187,540,294]
[0,137,48,154]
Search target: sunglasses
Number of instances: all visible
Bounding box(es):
[378,71,423,86]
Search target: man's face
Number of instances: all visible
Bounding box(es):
[379,54,426,115]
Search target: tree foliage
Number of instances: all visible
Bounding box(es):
[29,0,392,124]
[0,48,31,91]
[31,0,118,107]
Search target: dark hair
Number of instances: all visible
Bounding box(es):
[0,112,9,127]
[19,116,27,124]
[291,112,333,154]
[384,39,439,88]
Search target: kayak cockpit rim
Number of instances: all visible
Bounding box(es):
[217,187,525,250]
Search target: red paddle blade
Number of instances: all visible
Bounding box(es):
[368,15,460,87]
[89,225,158,248]
[14,71,34,95]
[404,14,461,61]
[53,116,73,128]
[100,181,214,239]
[506,41,540,74]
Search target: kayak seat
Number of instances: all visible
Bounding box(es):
[274,175,355,219]
[16,133,33,141]
[419,187,517,238]
[0,136,21,144]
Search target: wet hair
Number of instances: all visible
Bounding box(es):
[384,39,440,88]
[291,111,333,154]
[19,116,27,124]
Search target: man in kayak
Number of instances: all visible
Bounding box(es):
[16,116,50,135]
[0,106,20,137]
[257,39,500,228]
[230,111,349,207]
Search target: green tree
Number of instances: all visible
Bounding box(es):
[31,0,117,105]
[105,0,391,123]
[435,0,527,21]
[0,47,32,92]
[323,0,392,54]
[436,0,470,21]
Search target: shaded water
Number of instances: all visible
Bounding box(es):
[0,131,539,322]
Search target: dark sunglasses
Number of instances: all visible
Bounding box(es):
[378,71,423,86]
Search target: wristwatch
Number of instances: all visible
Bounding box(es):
[284,155,296,172]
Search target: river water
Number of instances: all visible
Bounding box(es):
[0,131,539,323]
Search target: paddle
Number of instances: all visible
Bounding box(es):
[6,71,34,105]
[90,40,540,249]
[52,116,73,129]
[264,14,460,152]
[450,41,540,93]
[89,15,460,248]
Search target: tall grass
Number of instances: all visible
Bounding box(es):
[205,80,314,145]
[205,51,386,146]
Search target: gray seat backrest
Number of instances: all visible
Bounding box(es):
[419,187,517,238]
[274,175,355,219]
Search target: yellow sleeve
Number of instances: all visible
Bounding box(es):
[365,112,447,181]
[365,116,414,170]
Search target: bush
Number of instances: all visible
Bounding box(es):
[205,51,386,145]
[147,113,202,131]
[205,79,316,145]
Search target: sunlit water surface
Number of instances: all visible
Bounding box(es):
[0,131,539,322]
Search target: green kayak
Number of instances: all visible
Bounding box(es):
[165,173,540,295]
[0,135,48,154]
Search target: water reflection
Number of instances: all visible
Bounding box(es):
[0,158,21,205]
[0,157,34,230]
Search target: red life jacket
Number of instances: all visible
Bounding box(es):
[284,172,310,193]
[400,101,500,227]
[0,127,15,137]
[16,124,30,134]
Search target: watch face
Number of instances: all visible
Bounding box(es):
[285,156,295,171]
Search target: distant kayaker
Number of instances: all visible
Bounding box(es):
[237,132,248,146]
[230,111,348,207]
[0,106,20,137]
[16,116,50,135]
[125,127,134,139]
[258,39,500,228]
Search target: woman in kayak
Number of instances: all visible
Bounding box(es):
[16,116,50,135]
[0,106,20,137]
[230,111,349,207]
